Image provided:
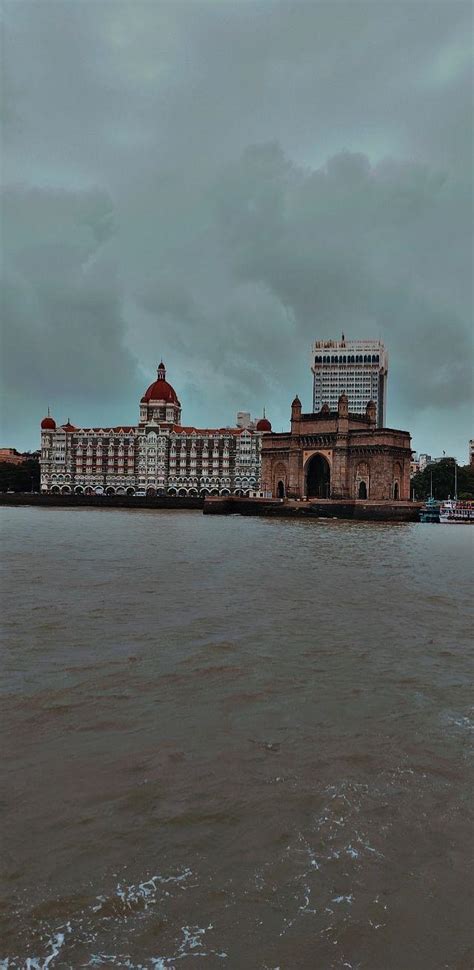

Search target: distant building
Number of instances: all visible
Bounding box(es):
[236,410,270,431]
[0,448,30,465]
[418,453,432,471]
[469,440,473,465]
[311,336,388,427]
[40,363,270,496]
[261,394,411,501]
[410,456,420,477]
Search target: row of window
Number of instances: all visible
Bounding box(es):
[314,354,380,364]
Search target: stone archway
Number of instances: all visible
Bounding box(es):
[358,480,367,499]
[306,454,331,498]
[272,462,288,498]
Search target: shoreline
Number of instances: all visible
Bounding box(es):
[0,492,422,521]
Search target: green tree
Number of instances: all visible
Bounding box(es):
[0,457,40,492]
[411,459,474,501]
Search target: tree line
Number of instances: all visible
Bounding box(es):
[0,458,40,492]
[411,458,474,501]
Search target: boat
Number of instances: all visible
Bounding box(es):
[437,463,474,523]
[419,471,440,523]
[419,497,440,523]
[439,499,474,524]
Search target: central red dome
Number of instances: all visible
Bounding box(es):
[141,362,179,405]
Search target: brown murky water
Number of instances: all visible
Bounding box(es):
[1,507,473,969]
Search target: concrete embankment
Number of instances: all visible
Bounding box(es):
[0,493,204,511]
[203,496,422,522]
[0,493,422,521]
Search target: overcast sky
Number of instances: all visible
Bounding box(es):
[2,0,472,459]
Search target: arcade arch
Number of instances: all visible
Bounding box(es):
[305,454,331,498]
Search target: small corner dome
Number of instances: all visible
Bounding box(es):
[321,403,330,413]
[61,421,76,432]
[41,415,56,430]
[338,392,348,403]
[291,395,301,407]
[256,417,272,432]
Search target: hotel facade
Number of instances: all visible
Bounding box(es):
[40,363,271,496]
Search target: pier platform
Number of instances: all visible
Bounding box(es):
[203,495,422,522]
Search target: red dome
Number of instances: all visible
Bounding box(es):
[61,421,76,432]
[41,416,56,430]
[142,380,179,404]
[256,417,272,432]
[142,363,179,404]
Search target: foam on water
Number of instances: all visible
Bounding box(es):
[1,870,194,969]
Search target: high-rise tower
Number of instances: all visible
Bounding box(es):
[311,336,388,427]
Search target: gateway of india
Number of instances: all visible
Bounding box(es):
[261,337,411,501]
[40,343,412,501]
[260,394,411,501]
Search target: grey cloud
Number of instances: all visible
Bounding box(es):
[1,186,139,444]
[1,0,472,456]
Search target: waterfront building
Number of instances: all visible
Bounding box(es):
[0,448,33,465]
[40,363,270,496]
[311,336,388,427]
[261,394,411,500]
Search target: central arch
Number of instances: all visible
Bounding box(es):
[306,454,331,498]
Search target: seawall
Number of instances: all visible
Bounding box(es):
[203,496,422,522]
[0,493,422,521]
[0,493,204,510]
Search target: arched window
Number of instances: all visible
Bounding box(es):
[277,480,285,498]
[358,481,367,499]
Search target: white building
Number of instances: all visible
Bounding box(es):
[418,453,432,471]
[40,363,272,496]
[311,336,388,428]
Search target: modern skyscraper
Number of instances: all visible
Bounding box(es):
[311,336,388,427]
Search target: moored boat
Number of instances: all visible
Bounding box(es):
[439,499,474,524]
[419,497,440,523]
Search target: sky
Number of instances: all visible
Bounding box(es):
[1,0,473,460]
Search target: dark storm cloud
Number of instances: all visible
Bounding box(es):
[1,0,472,455]
[1,186,139,434]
